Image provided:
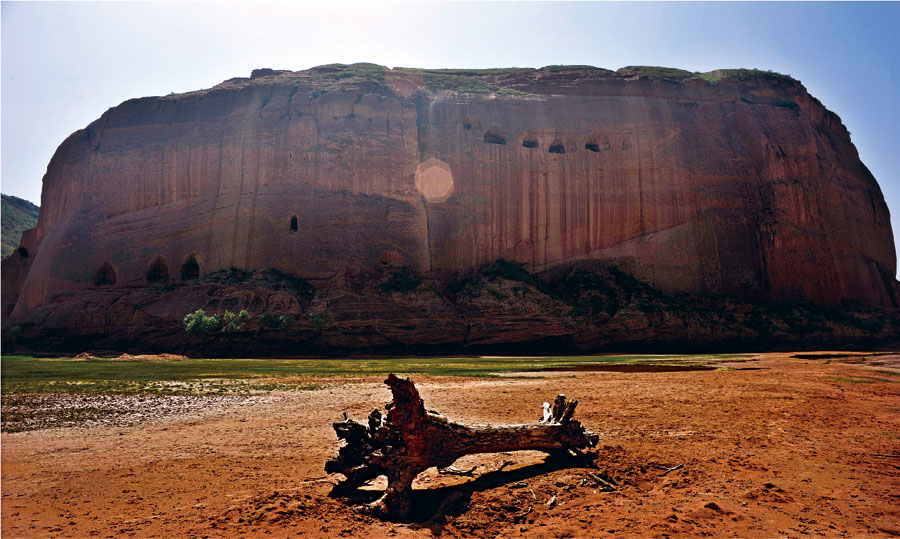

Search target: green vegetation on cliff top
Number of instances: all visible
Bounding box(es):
[333,63,793,84]
[184,63,797,100]
[619,66,795,84]
[1,194,39,259]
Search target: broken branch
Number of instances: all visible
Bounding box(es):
[661,463,684,476]
[438,465,478,476]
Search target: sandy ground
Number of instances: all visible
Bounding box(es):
[2,352,899,538]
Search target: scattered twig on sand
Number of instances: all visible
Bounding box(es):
[585,472,617,492]
[661,463,684,476]
[497,460,515,472]
[528,487,537,500]
[513,505,533,524]
[598,471,617,486]
[546,495,557,507]
[296,477,337,485]
[438,465,478,476]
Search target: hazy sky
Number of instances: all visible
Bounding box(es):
[2,1,898,269]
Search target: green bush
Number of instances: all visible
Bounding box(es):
[184,309,221,334]
[481,259,533,283]
[260,313,292,331]
[446,260,533,299]
[448,276,483,298]
[609,266,659,301]
[311,63,388,82]
[204,267,250,284]
[260,269,315,301]
[385,69,522,95]
[221,310,251,333]
[698,68,795,84]
[380,268,421,292]
[310,311,333,332]
[543,268,620,317]
[617,66,696,82]
[4,325,23,345]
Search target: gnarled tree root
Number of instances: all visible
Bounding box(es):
[325,374,598,519]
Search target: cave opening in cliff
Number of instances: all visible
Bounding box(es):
[181,255,200,280]
[147,257,169,283]
[15,247,29,258]
[290,215,298,232]
[585,142,600,152]
[483,132,506,145]
[522,139,539,149]
[93,262,117,287]
[549,144,566,154]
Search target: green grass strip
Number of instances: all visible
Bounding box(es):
[1,354,747,395]
[826,376,875,384]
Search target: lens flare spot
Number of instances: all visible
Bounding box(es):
[415,158,454,203]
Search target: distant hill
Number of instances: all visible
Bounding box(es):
[2,194,39,259]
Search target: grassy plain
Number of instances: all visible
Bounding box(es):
[0,353,747,395]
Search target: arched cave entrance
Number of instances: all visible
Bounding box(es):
[585,142,600,153]
[522,139,539,149]
[147,256,169,283]
[549,144,566,154]
[93,262,117,287]
[181,254,200,280]
[483,132,507,145]
[290,215,298,232]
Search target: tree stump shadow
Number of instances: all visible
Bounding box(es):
[329,450,597,526]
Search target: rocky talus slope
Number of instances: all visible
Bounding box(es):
[2,64,897,354]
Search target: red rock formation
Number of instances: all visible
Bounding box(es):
[2,64,897,352]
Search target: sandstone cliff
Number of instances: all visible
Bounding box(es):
[2,64,897,354]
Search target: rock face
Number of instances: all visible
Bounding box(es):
[2,64,897,354]
[1,194,40,259]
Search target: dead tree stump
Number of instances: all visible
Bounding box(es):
[325,374,598,518]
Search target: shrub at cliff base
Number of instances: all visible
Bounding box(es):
[380,267,422,293]
[184,309,253,334]
[259,313,292,331]
[309,311,333,332]
[222,310,251,333]
[184,309,221,334]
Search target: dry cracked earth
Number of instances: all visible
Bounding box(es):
[2,352,899,538]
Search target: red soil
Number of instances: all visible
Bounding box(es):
[2,352,899,537]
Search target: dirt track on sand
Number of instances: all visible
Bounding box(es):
[3,352,899,538]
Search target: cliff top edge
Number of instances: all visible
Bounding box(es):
[154,63,799,101]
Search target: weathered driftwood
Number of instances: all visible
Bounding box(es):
[325,374,598,518]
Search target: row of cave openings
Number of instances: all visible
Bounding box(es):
[479,130,610,155]
[92,254,201,287]
[92,216,306,287]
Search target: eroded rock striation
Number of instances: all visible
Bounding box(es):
[3,64,897,354]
